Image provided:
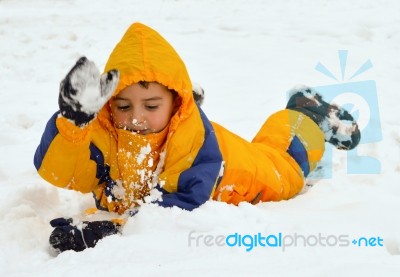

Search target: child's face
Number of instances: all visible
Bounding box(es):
[110,82,178,135]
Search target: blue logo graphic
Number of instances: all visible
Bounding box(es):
[352,236,384,247]
[188,231,384,252]
[310,50,381,178]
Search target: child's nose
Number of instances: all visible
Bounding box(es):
[131,110,145,124]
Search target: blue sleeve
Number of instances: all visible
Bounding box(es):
[33,112,59,170]
[156,108,223,211]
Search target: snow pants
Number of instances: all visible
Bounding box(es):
[212,109,325,205]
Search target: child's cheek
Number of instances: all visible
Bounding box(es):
[113,112,128,126]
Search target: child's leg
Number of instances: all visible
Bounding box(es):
[214,87,360,205]
[212,111,324,205]
[286,85,361,150]
[252,109,325,178]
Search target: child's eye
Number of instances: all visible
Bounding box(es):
[146,105,159,110]
[117,105,130,111]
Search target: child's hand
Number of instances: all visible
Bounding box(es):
[49,217,122,254]
[58,57,119,127]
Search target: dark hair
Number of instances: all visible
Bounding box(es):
[138,81,179,99]
[138,80,150,89]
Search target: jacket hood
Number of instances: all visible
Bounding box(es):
[103,22,195,127]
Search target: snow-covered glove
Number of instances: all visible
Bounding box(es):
[58,57,119,127]
[49,217,122,253]
[286,85,360,150]
[192,83,205,106]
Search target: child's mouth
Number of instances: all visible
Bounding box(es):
[131,128,150,135]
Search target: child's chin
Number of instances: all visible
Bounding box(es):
[134,129,151,135]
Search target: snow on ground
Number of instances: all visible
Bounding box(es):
[1,0,400,276]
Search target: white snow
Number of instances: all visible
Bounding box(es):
[1,0,400,276]
[110,180,125,201]
[136,143,152,165]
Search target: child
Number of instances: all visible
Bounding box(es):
[34,22,360,253]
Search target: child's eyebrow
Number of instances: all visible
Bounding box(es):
[113,96,163,102]
[143,97,162,101]
[113,96,129,101]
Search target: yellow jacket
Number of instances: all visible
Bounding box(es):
[34,22,325,214]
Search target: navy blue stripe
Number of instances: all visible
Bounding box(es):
[34,112,60,170]
[287,135,310,177]
[89,143,105,179]
[89,143,120,209]
[157,108,223,210]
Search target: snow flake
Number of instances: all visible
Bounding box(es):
[136,143,152,164]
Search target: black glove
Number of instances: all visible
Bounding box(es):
[49,217,121,253]
[59,57,119,127]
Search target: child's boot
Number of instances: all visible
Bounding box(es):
[286,85,361,150]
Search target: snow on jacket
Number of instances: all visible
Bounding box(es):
[34,22,325,214]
